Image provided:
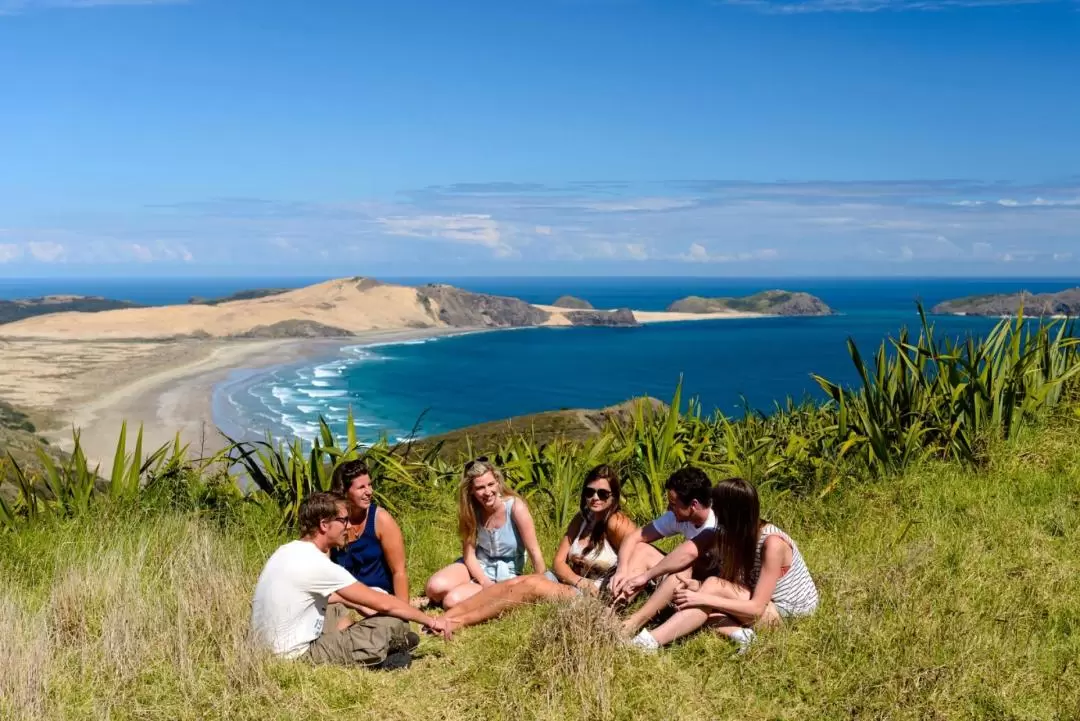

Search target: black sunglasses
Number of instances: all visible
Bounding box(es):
[465,456,490,471]
[583,487,612,501]
[331,515,351,526]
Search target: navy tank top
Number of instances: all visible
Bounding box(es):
[330,504,393,592]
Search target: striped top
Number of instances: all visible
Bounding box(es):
[749,523,819,618]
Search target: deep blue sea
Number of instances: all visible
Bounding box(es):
[4,276,1077,444]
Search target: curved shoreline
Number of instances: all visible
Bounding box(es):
[0,312,803,476]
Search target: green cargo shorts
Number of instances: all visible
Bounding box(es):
[302,603,417,667]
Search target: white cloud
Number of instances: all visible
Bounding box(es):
[899,245,915,261]
[0,243,22,263]
[585,197,697,213]
[130,243,153,262]
[721,0,1053,14]
[535,225,553,235]
[676,244,779,264]
[626,243,649,260]
[1,0,185,13]
[377,213,516,257]
[27,241,65,262]
[683,243,712,263]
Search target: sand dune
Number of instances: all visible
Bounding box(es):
[0,278,767,342]
[0,278,438,340]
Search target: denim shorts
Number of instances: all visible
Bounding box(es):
[456,557,521,583]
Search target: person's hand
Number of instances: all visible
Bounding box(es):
[425,615,453,640]
[576,578,599,598]
[480,577,496,589]
[609,569,631,597]
[616,573,651,602]
[673,588,708,611]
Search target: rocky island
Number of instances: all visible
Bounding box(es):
[550,295,594,310]
[932,288,1080,317]
[666,290,833,316]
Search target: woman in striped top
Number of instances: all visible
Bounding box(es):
[627,477,818,653]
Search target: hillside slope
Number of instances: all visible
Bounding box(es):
[667,290,833,316]
[932,287,1080,316]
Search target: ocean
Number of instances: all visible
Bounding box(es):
[4,276,1076,444]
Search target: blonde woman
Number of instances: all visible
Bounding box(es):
[424,457,547,609]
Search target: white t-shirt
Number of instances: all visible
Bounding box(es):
[650,508,717,541]
[250,540,358,659]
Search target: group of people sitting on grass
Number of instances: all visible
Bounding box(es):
[250,457,819,670]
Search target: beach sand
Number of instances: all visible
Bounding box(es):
[0,299,767,476]
[0,327,469,475]
[530,304,768,324]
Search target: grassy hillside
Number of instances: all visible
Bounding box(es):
[1,415,1078,720]
[0,400,59,502]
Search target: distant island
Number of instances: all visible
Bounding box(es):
[550,295,594,310]
[666,290,833,316]
[932,288,1080,317]
[0,295,143,325]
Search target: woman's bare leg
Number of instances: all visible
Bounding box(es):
[444,575,575,628]
[648,577,752,647]
[442,581,484,609]
[620,570,692,636]
[649,608,711,646]
[424,562,472,606]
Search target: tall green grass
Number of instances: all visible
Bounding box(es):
[2,414,1078,720]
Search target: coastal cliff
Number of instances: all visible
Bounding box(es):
[666,290,833,316]
[932,288,1080,317]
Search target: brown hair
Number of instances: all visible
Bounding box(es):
[711,478,762,586]
[665,466,713,507]
[457,458,520,544]
[298,491,347,537]
[578,464,622,556]
[331,459,371,494]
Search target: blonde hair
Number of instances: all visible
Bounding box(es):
[457,459,520,544]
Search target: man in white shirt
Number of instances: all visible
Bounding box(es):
[607,467,717,647]
[251,492,452,669]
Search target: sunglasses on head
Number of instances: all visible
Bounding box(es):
[583,487,612,501]
[465,456,490,472]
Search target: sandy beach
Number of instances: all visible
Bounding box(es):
[530,304,768,324]
[0,327,470,475]
[0,276,781,476]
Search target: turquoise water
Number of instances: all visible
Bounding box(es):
[206,277,1076,443]
[5,275,1071,443]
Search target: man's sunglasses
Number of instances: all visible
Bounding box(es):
[464,456,490,471]
[583,487,612,501]
[331,515,351,526]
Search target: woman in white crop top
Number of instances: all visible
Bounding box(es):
[441,465,638,629]
[547,464,635,594]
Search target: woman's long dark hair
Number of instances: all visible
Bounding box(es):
[712,478,762,586]
[579,464,622,555]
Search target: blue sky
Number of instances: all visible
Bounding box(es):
[0,0,1077,277]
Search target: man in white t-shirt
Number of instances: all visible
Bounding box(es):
[607,467,717,646]
[251,492,452,669]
